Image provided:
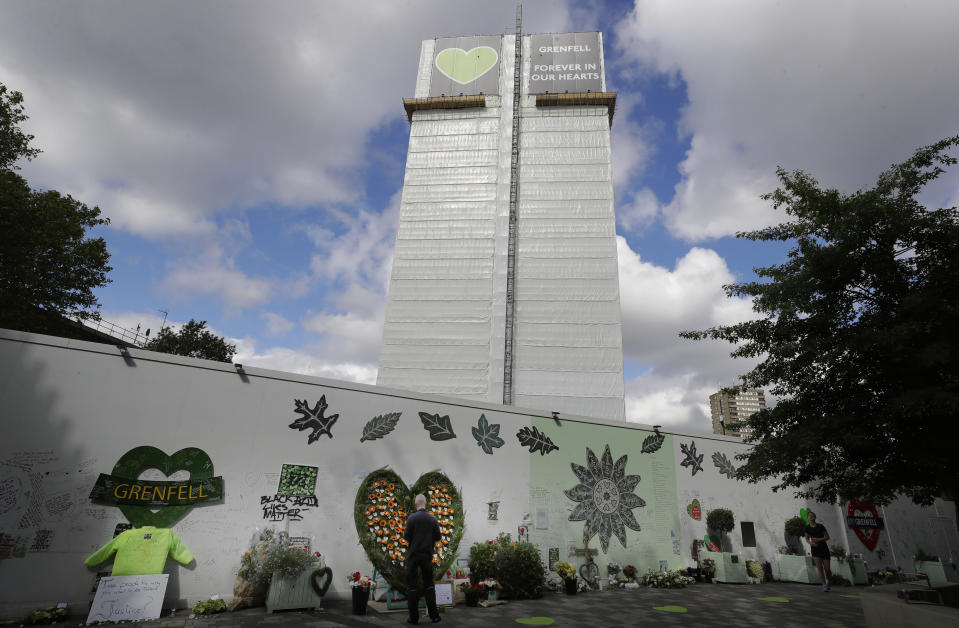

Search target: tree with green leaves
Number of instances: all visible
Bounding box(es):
[143,319,236,363]
[1,82,112,334]
[706,508,735,552]
[682,136,959,521]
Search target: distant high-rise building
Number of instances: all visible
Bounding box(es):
[376,24,625,420]
[709,389,766,438]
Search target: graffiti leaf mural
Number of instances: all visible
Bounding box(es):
[516,426,559,455]
[565,445,645,553]
[419,412,457,441]
[289,396,338,443]
[712,451,738,479]
[679,441,704,476]
[471,414,505,455]
[641,432,666,454]
[360,412,402,443]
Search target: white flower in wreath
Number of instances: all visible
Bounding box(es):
[565,445,646,553]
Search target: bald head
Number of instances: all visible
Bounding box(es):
[415,494,427,509]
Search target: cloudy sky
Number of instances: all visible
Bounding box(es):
[3,0,957,432]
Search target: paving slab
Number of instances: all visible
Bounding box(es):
[5,582,868,627]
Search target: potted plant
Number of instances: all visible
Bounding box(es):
[914,547,957,583]
[706,508,735,553]
[700,558,716,583]
[459,581,483,606]
[554,561,577,594]
[607,562,621,587]
[480,577,502,601]
[784,516,807,555]
[347,572,375,615]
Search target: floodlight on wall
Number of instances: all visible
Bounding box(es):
[551,411,561,426]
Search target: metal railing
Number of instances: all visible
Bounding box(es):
[79,316,148,347]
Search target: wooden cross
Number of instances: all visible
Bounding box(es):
[572,537,598,561]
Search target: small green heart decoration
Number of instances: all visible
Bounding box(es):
[515,619,555,625]
[686,499,702,520]
[435,47,498,85]
[113,446,215,528]
[704,534,721,552]
[800,508,811,525]
[310,566,333,597]
[653,606,687,613]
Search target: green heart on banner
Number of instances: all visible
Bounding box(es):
[704,534,721,552]
[800,508,811,525]
[112,446,216,528]
[686,499,702,520]
[435,47,498,85]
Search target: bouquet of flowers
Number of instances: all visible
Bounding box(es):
[606,562,621,576]
[347,572,375,590]
[622,564,638,581]
[554,561,577,580]
[480,577,502,590]
[642,568,695,589]
[700,558,716,574]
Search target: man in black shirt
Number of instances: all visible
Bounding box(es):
[404,493,442,624]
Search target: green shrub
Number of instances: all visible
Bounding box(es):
[495,540,545,599]
[784,516,806,538]
[828,573,851,587]
[468,535,503,582]
[706,508,735,534]
[192,598,227,615]
[22,607,67,625]
[916,547,939,562]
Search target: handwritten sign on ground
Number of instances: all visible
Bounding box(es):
[434,581,453,606]
[87,574,168,624]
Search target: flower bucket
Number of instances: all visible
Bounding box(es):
[564,578,577,595]
[351,587,369,615]
[465,592,480,607]
[487,589,498,601]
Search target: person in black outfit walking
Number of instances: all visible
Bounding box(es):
[404,493,441,624]
[804,511,833,591]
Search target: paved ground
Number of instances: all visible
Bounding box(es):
[29,582,870,627]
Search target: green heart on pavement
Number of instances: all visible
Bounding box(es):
[113,446,214,527]
[758,596,789,602]
[435,47,498,84]
[653,606,687,613]
[515,619,555,626]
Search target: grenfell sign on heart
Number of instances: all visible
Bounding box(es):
[429,35,501,97]
[89,446,223,527]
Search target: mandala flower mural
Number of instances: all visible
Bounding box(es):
[565,445,646,553]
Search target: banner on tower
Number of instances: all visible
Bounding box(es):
[528,32,603,94]
[430,35,502,97]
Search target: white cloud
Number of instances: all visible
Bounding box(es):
[617,186,660,232]
[262,312,295,336]
[615,0,959,241]
[1,1,575,240]
[160,260,273,308]
[233,339,378,385]
[616,236,757,430]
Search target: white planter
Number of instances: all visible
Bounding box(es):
[830,557,867,585]
[777,554,819,583]
[914,560,959,583]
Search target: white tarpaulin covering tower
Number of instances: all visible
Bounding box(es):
[378,25,625,420]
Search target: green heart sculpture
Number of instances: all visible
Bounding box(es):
[800,508,811,525]
[354,468,463,594]
[686,499,702,520]
[704,534,721,552]
[435,47,498,85]
[113,446,215,528]
[310,566,333,597]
